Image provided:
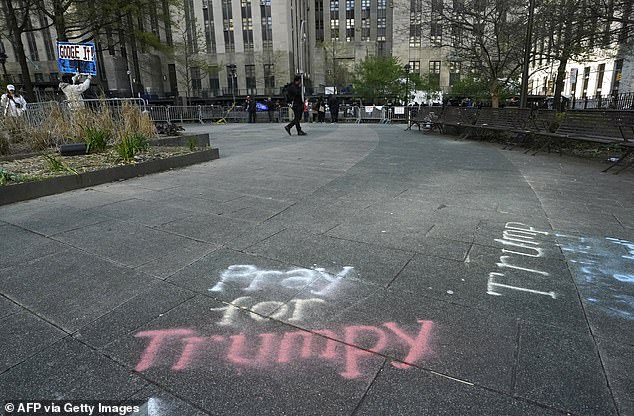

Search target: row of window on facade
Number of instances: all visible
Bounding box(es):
[529,59,624,97]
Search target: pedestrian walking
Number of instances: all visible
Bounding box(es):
[328,94,340,123]
[1,84,27,117]
[284,75,306,136]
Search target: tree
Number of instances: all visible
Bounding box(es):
[533,0,633,109]
[414,0,528,107]
[170,6,219,104]
[0,0,47,99]
[320,40,353,93]
[353,56,405,104]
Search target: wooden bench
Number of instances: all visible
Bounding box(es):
[464,108,532,142]
[440,107,478,135]
[503,109,557,151]
[532,110,634,172]
[408,106,443,133]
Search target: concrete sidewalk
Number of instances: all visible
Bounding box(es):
[1,123,633,415]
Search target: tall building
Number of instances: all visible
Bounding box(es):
[1,1,629,103]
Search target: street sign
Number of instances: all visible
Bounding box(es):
[56,42,97,75]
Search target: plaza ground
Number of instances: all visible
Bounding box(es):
[1,123,633,415]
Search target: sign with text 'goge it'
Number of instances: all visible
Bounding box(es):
[56,42,97,75]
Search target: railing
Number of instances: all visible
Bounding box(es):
[570,92,634,110]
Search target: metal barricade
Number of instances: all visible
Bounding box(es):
[147,106,170,123]
[359,106,386,123]
[169,106,202,123]
[23,101,61,127]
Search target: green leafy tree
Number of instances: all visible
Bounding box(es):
[353,56,405,104]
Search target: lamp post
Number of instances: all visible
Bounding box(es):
[0,52,7,82]
[228,64,237,105]
[404,64,411,105]
[404,64,411,128]
[299,20,307,103]
[519,0,535,108]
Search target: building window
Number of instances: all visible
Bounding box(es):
[315,0,325,41]
[451,24,461,47]
[377,0,387,41]
[346,18,355,42]
[331,19,340,40]
[595,63,605,95]
[410,0,422,47]
[408,61,420,72]
[449,61,461,86]
[612,59,623,94]
[264,64,275,89]
[241,0,253,49]
[245,64,256,93]
[222,0,235,52]
[184,0,198,54]
[49,73,59,82]
[203,0,217,53]
[209,76,220,94]
[582,66,590,97]
[26,32,39,62]
[191,67,202,91]
[429,61,441,87]
[430,21,442,45]
[361,18,370,41]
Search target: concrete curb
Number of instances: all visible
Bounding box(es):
[0,147,219,206]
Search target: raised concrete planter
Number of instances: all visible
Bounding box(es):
[0,147,219,206]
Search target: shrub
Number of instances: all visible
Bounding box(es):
[115,133,149,162]
[43,154,77,174]
[84,127,110,153]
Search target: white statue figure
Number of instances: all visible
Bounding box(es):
[59,73,92,110]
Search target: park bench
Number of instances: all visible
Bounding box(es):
[531,110,634,173]
[408,106,443,133]
[503,109,557,150]
[440,107,478,135]
[463,107,532,141]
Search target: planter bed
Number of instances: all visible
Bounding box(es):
[0,134,219,206]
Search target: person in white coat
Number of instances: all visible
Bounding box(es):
[1,84,27,117]
[59,73,92,110]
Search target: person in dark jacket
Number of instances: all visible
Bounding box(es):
[328,94,340,123]
[284,75,306,136]
[245,96,257,123]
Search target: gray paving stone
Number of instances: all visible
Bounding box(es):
[0,199,109,236]
[75,281,196,349]
[0,337,147,400]
[53,219,206,268]
[0,310,66,373]
[391,253,588,332]
[167,248,310,305]
[157,213,256,244]
[325,288,518,392]
[0,224,68,270]
[42,188,134,209]
[0,247,156,332]
[135,240,219,280]
[596,338,634,416]
[515,322,617,415]
[102,296,377,415]
[355,364,562,416]
[246,229,414,287]
[87,198,195,227]
[0,296,20,319]
[128,385,209,416]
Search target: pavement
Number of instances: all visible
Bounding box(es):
[1,122,633,416]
